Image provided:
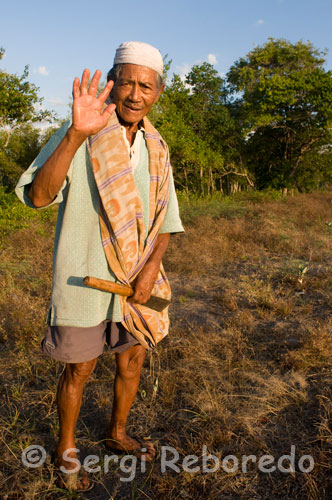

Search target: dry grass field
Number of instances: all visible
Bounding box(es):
[1,190,332,499]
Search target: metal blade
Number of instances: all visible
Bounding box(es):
[139,295,171,312]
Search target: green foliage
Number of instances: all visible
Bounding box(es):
[151,64,251,195]
[0,150,23,192]
[0,123,61,191]
[0,47,59,191]
[177,188,287,223]
[3,123,40,166]
[0,185,54,242]
[227,38,332,189]
[2,39,332,196]
[0,47,54,148]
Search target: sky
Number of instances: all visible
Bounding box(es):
[1,0,332,120]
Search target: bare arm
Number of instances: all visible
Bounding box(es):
[29,69,116,208]
[28,126,86,207]
[128,233,171,305]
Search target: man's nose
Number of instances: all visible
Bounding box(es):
[128,83,140,101]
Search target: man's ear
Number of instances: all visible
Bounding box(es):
[154,82,165,103]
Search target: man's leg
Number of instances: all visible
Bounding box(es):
[106,344,155,459]
[55,358,98,487]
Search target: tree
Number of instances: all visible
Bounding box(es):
[0,122,62,191]
[227,38,332,189]
[151,64,252,195]
[0,48,53,148]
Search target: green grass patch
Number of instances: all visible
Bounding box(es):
[177,189,286,223]
[0,188,56,242]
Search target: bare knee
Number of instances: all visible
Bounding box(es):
[64,358,98,386]
[116,346,146,380]
[128,347,146,373]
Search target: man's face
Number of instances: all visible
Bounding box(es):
[111,64,164,127]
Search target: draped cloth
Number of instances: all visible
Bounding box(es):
[86,112,171,350]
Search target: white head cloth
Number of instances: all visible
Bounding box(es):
[113,41,163,78]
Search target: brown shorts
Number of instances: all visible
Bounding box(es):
[41,321,140,363]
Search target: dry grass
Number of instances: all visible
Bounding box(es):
[1,191,332,499]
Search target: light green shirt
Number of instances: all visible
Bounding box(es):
[15,121,184,327]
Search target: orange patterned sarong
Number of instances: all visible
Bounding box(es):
[87,112,171,349]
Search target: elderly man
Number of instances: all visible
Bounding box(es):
[15,41,183,491]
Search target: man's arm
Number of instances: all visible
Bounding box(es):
[29,69,115,208]
[29,127,86,207]
[128,233,171,305]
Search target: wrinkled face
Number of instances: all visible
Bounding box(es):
[111,64,164,127]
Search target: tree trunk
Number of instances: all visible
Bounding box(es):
[200,166,204,196]
[183,167,189,194]
[0,121,11,148]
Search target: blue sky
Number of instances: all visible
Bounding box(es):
[1,0,332,119]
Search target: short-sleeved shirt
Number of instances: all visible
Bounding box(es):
[15,121,184,327]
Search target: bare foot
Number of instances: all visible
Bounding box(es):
[105,433,156,461]
[54,443,77,470]
[54,446,92,491]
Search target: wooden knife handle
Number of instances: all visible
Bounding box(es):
[83,276,134,297]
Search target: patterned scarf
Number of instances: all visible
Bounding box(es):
[87,111,171,349]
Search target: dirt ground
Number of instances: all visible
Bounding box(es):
[1,191,332,499]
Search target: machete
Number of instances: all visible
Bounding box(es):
[83,276,170,312]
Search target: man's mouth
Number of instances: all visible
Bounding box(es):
[124,104,142,111]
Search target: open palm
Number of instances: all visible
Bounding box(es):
[72,69,116,137]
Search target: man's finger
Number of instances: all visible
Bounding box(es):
[128,298,148,305]
[80,68,90,95]
[88,69,102,96]
[72,77,80,99]
[129,288,152,304]
[98,80,114,103]
[128,291,141,303]
[128,290,147,304]
[99,103,116,129]
[102,103,116,118]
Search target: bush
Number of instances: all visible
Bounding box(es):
[0,186,55,242]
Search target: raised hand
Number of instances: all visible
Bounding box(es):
[72,69,116,138]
